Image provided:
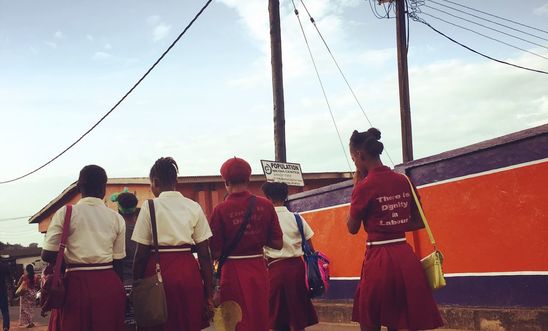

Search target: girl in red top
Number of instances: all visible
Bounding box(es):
[210,157,283,331]
[346,128,443,331]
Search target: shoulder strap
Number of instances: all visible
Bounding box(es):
[404,175,436,248]
[294,213,312,255]
[147,200,162,276]
[216,196,256,278]
[53,205,72,282]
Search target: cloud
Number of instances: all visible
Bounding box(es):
[44,41,57,49]
[104,43,112,50]
[54,30,64,39]
[146,15,161,26]
[152,23,172,42]
[534,3,548,16]
[86,34,94,42]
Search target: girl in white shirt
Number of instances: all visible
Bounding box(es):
[262,182,319,331]
[132,157,214,331]
[42,165,126,331]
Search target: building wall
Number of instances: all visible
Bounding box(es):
[287,125,548,307]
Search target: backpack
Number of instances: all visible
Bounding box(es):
[294,213,330,298]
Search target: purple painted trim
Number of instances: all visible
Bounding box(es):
[326,275,548,307]
[397,124,548,186]
[287,180,353,213]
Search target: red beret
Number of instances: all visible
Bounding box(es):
[220,157,252,182]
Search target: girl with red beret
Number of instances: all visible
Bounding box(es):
[210,157,284,331]
[346,129,443,331]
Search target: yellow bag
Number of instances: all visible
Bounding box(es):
[214,301,242,331]
[405,175,447,290]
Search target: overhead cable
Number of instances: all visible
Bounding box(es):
[424,4,548,51]
[438,0,548,35]
[428,0,548,42]
[410,16,548,75]
[0,0,214,185]
[290,0,354,173]
[420,12,548,61]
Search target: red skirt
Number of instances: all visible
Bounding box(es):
[352,242,444,330]
[59,269,125,331]
[220,257,269,331]
[268,257,318,330]
[140,252,206,331]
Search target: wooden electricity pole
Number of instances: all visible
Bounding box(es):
[395,0,414,162]
[269,0,287,163]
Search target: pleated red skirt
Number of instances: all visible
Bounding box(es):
[59,269,125,331]
[220,257,269,331]
[139,251,206,331]
[268,257,319,330]
[352,242,444,330]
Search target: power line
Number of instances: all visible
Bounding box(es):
[298,0,397,167]
[420,12,548,61]
[410,16,548,75]
[438,0,548,35]
[0,216,32,222]
[0,0,214,185]
[424,4,548,51]
[428,0,548,42]
[290,0,354,173]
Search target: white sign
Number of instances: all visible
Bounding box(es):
[261,160,304,187]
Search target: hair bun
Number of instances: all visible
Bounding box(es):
[366,128,381,140]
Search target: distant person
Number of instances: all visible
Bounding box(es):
[42,165,126,331]
[262,182,318,331]
[0,259,12,331]
[111,188,139,329]
[16,264,39,328]
[132,157,214,331]
[346,128,443,331]
[210,157,283,331]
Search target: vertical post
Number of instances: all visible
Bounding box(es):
[269,0,287,162]
[395,0,413,162]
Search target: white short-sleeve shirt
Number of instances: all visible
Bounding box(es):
[264,206,314,259]
[131,191,212,246]
[43,197,126,264]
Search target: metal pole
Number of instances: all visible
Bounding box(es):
[269,0,287,162]
[395,0,413,162]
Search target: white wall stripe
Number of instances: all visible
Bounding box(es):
[330,271,548,280]
[300,203,350,215]
[417,158,548,189]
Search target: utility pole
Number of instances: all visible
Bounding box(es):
[269,0,287,162]
[395,0,414,162]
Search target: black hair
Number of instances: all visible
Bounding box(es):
[261,182,289,203]
[149,157,179,187]
[26,264,35,287]
[349,128,384,158]
[78,165,107,197]
[117,192,138,210]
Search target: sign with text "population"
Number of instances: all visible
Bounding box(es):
[260,160,304,187]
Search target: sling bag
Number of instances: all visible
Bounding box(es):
[132,200,168,327]
[40,205,72,314]
[404,175,446,290]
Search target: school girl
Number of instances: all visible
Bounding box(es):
[210,157,283,331]
[262,182,318,331]
[42,165,126,331]
[132,157,214,331]
[346,128,443,331]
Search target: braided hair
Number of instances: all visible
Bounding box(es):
[149,157,179,187]
[349,128,384,158]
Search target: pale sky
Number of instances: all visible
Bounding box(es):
[1,0,547,245]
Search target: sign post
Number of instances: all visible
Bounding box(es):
[260,160,304,187]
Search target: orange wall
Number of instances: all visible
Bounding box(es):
[301,161,548,277]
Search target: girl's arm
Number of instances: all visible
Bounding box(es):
[132,243,151,281]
